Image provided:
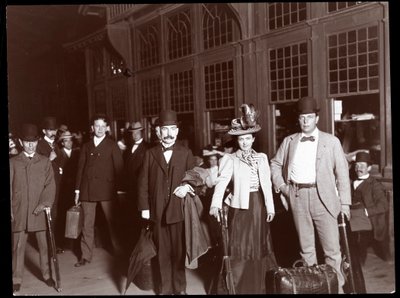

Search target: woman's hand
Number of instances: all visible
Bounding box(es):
[209,206,221,222]
[266,212,275,222]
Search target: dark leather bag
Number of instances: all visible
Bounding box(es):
[266,260,339,294]
[64,205,83,239]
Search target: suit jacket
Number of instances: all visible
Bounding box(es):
[210,150,275,214]
[123,140,150,198]
[75,136,124,202]
[352,176,388,241]
[36,138,62,185]
[10,152,56,232]
[137,143,195,224]
[270,130,351,218]
[59,147,80,206]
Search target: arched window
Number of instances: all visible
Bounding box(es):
[167,9,192,60]
[138,24,160,69]
[202,4,241,50]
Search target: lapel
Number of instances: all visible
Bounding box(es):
[355,176,372,193]
[287,133,301,174]
[316,130,326,170]
[151,144,168,175]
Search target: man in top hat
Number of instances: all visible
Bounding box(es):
[270,96,351,292]
[36,116,64,253]
[138,109,195,295]
[10,123,56,293]
[57,131,81,251]
[74,114,124,267]
[122,121,150,250]
[349,151,390,264]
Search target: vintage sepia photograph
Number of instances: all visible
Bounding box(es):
[4,2,395,295]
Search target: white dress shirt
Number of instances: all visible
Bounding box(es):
[63,148,72,158]
[93,135,106,147]
[131,138,143,154]
[24,152,35,159]
[353,174,370,189]
[162,142,174,164]
[290,129,319,184]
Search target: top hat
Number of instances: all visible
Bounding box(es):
[59,130,73,141]
[20,123,40,141]
[42,116,58,130]
[127,121,144,131]
[355,151,371,164]
[228,104,261,136]
[297,97,320,115]
[158,110,178,126]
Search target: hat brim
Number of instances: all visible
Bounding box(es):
[20,136,40,142]
[159,121,178,126]
[228,125,261,136]
[128,127,144,131]
[298,108,320,115]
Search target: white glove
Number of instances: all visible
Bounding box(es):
[141,210,150,219]
[173,184,194,198]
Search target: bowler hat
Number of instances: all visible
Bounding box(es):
[127,121,144,131]
[42,116,58,130]
[20,123,40,141]
[158,110,178,126]
[355,151,371,164]
[297,97,320,115]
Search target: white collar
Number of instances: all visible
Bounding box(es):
[94,135,106,143]
[357,174,370,180]
[134,138,143,145]
[24,152,35,158]
[301,128,319,139]
[63,148,72,153]
[161,141,175,149]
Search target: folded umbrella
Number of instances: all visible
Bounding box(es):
[124,222,156,295]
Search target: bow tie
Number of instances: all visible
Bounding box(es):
[300,136,315,142]
[162,145,174,152]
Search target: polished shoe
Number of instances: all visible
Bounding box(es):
[74,258,90,267]
[44,278,55,287]
[13,284,21,293]
[56,247,65,254]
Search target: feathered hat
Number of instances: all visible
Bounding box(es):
[228,104,261,135]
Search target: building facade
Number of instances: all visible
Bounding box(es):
[65,2,392,180]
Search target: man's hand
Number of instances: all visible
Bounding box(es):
[33,204,46,216]
[341,205,351,220]
[49,150,57,161]
[266,212,275,222]
[173,185,194,199]
[209,207,221,222]
[141,210,150,219]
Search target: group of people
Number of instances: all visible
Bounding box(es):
[10,96,390,294]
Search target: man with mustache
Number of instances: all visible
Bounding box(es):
[138,109,195,295]
[36,116,64,254]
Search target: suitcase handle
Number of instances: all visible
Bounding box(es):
[292,259,307,268]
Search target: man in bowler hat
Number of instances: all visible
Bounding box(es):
[270,97,352,291]
[10,124,56,293]
[350,151,390,264]
[36,116,64,253]
[138,109,195,295]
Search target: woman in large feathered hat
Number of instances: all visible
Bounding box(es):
[209,104,278,294]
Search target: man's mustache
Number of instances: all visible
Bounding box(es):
[163,136,174,140]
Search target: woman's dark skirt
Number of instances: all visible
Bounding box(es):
[228,191,277,294]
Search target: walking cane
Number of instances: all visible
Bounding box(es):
[219,205,236,295]
[44,207,62,292]
[338,212,356,293]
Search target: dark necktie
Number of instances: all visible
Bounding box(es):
[300,136,315,142]
[162,145,174,152]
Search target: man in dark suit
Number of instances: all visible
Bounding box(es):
[58,130,80,251]
[270,97,352,291]
[36,116,64,253]
[74,114,124,267]
[122,121,149,250]
[10,123,56,293]
[138,110,195,295]
[350,151,390,264]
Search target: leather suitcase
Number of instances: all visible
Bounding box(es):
[65,205,83,239]
[266,260,339,294]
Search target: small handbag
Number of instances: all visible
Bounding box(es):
[349,208,372,232]
[64,205,83,239]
